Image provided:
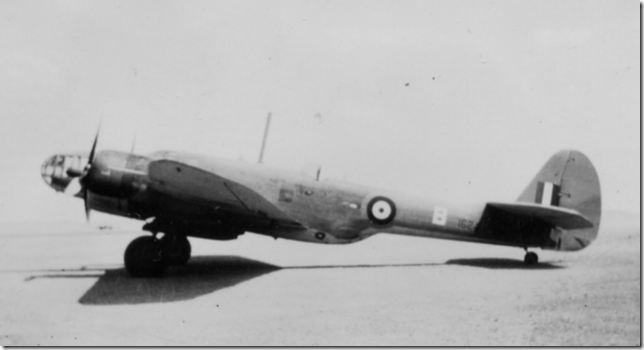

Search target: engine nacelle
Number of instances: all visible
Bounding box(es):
[86,151,150,199]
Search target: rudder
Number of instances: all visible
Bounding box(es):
[517,150,601,251]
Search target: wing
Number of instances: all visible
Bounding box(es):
[147,159,302,227]
[484,202,594,230]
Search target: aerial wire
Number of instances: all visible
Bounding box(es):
[258,112,272,164]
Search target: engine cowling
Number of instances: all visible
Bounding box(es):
[77,150,153,220]
[85,151,149,199]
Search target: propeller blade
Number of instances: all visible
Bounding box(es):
[81,123,101,222]
[84,189,91,222]
[88,124,101,165]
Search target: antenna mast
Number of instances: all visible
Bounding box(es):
[258,113,272,164]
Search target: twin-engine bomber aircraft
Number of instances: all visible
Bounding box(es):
[41,124,601,277]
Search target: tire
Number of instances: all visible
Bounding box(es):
[524,251,539,265]
[161,235,191,266]
[124,236,168,277]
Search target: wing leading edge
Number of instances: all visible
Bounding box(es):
[147,159,302,226]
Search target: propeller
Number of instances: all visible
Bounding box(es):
[78,125,101,221]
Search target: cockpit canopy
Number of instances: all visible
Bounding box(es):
[41,153,88,192]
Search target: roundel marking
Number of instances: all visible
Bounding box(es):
[367,196,396,225]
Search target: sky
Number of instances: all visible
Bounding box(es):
[0,0,639,224]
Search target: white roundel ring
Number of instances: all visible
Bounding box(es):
[367,196,396,225]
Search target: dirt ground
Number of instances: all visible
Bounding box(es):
[0,214,639,346]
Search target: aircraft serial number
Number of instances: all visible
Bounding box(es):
[457,219,475,231]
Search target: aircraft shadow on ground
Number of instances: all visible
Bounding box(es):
[22,257,443,305]
[445,258,564,270]
[22,256,280,305]
[77,256,280,305]
[22,256,561,305]
[74,259,441,305]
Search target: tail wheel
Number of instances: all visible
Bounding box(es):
[160,234,191,266]
[524,251,539,265]
[124,236,168,277]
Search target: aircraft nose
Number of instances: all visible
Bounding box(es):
[41,154,88,192]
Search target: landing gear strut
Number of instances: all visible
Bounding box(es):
[124,234,192,277]
[524,251,539,265]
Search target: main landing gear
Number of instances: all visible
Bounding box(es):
[124,234,192,277]
[524,250,539,265]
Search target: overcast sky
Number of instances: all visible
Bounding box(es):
[0,0,638,224]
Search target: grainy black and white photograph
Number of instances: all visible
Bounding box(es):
[0,0,639,346]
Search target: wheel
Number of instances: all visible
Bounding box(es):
[160,234,191,266]
[524,251,539,265]
[124,236,168,277]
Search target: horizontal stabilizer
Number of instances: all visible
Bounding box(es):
[486,202,594,230]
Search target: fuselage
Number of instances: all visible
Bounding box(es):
[154,151,491,245]
[43,150,532,248]
[43,149,599,252]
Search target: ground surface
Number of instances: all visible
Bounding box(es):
[0,214,639,346]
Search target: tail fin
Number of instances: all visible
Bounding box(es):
[517,150,601,251]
